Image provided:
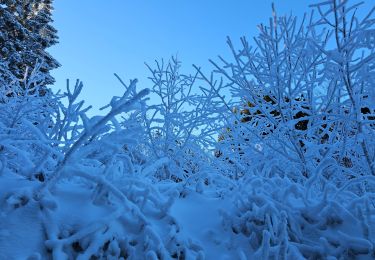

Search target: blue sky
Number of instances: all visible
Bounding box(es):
[49,0,312,113]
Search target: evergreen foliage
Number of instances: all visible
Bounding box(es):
[0,0,59,91]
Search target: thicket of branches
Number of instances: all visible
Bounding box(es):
[210,1,375,183]
[0,0,374,259]
[205,1,375,257]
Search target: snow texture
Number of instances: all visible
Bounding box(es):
[0,0,375,259]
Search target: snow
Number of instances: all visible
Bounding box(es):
[0,176,45,259]
[171,192,251,259]
[1,0,375,258]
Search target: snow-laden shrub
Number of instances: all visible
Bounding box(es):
[204,0,375,185]
[144,57,222,186]
[0,73,206,259]
[201,1,375,257]
[0,64,58,180]
[1,1,374,258]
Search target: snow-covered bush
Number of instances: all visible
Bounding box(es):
[1,0,374,258]
[309,0,375,180]
[0,73,206,259]
[206,1,375,258]
[207,0,375,185]
[0,64,57,180]
[144,57,222,186]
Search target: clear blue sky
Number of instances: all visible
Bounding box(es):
[49,0,313,113]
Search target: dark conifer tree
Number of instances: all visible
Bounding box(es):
[0,0,59,91]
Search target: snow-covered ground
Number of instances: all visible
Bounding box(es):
[1,171,374,259]
[0,172,251,259]
[171,192,252,259]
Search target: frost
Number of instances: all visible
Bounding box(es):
[1,0,375,259]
